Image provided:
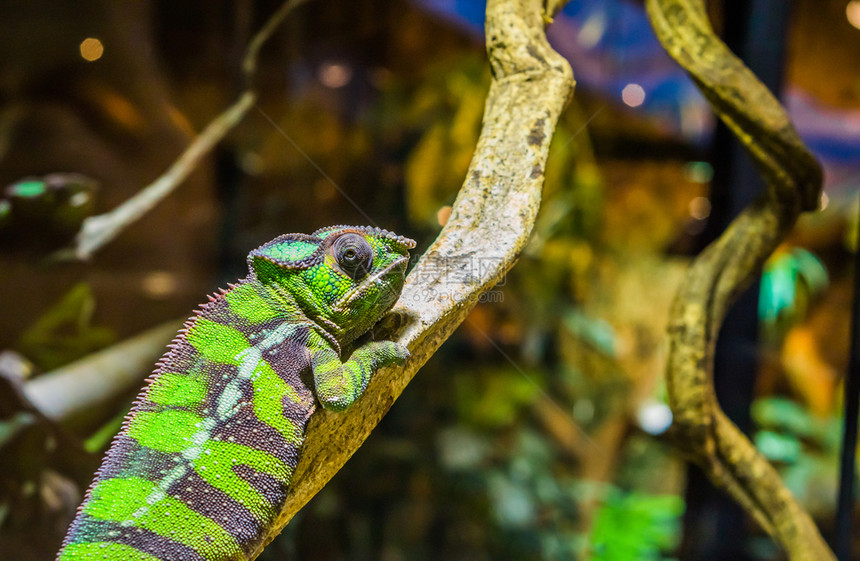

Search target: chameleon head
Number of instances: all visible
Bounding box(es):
[248,225,416,344]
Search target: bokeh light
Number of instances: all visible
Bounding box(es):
[637,401,673,435]
[621,83,646,107]
[847,0,860,30]
[141,271,178,299]
[317,61,353,88]
[683,160,715,183]
[79,37,104,61]
[689,196,712,220]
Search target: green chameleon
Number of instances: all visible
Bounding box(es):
[57,225,416,561]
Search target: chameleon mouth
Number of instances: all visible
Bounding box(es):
[333,255,409,312]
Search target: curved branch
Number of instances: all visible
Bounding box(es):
[70,92,255,260]
[251,0,575,557]
[646,0,833,559]
[63,0,309,261]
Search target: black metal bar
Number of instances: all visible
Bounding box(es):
[835,212,860,560]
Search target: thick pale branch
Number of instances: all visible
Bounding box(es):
[647,0,833,559]
[23,321,181,421]
[251,0,575,557]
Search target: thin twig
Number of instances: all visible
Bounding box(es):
[63,0,308,261]
[243,0,310,86]
[71,92,255,260]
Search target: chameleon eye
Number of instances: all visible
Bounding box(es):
[333,233,373,279]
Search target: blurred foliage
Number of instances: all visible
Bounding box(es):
[400,55,488,226]
[82,408,128,454]
[760,246,829,342]
[588,486,684,561]
[759,246,840,415]
[778,325,841,416]
[455,366,543,429]
[752,397,841,517]
[17,283,115,372]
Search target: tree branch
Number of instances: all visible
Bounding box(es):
[22,321,182,421]
[62,0,309,261]
[251,0,575,557]
[646,0,833,558]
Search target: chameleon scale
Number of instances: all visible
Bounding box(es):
[57,226,415,561]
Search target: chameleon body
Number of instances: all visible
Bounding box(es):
[57,226,415,561]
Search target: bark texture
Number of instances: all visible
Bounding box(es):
[646,1,834,559]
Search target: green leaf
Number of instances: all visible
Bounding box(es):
[589,489,684,561]
[18,283,115,370]
[751,397,833,444]
[759,248,829,325]
[754,430,801,464]
[792,248,829,294]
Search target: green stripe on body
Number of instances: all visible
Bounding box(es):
[225,284,280,323]
[186,318,247,365]
[148,372,207,407]
[250,360,306,445]
[131,314,299,523]
[186,315,307,434]
[83,477,242,560]
[126,401,292,520]
[193,440,292,520]
[127,410,204,453]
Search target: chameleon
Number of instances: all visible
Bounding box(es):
[57,225,416,561]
